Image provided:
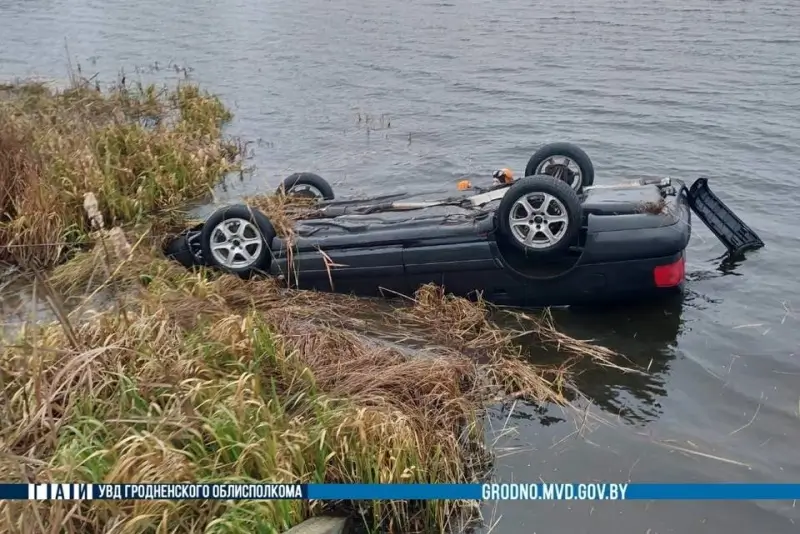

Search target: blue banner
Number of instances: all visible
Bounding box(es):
[3,483,800,501]
[306,483,480,500]
[0,485,28,500]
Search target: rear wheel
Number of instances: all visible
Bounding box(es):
[525,142,594,193]
[497,175,582,255]
[276,172,335,201]
[200,205,276,278]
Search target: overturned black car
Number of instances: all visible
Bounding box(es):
[165,143,764,307]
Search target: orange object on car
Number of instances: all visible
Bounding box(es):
[492,168,514,184]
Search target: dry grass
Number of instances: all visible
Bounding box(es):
[0,76,627,533]
[244,192,319,238]
[0,285,480,532]
[0,77,239,268]
[0,236,624,533]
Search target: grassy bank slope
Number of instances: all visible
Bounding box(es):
[0,77,618,533]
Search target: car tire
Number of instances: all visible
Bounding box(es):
[275,172,335,201]
[199,204,277,278]
[497,175,582,255]
[525,142,595,193]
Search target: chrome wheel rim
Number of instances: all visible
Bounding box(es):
[535,156,583,191]
[508,193,569,249]
[208,218,264,269]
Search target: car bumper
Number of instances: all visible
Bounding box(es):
[484,250,687,307]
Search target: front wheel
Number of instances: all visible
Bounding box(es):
[497,175,582,255]
[525,142,595,193]
[199,204,276,278]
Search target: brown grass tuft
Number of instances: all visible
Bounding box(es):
[0,77,239,269]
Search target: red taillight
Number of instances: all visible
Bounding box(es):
[653,256,685,288]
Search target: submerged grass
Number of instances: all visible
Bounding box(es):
[0,75,625,533]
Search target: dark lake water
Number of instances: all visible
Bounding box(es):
[2,0,800,532]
